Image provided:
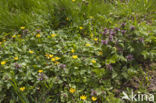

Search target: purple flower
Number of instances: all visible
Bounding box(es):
[121,23,126,28]
[109,29,115,36]
[114,28,120,32]
[103,28,108,35]
[126,54,134,61]
[121,30,126,35]
[91,89,97,96]
[14,63,21,69]
[38,73,44,81]
[36,29,41,33]
[59,64,66,68]
[139,37,144,43]
[109,35,113,41]
[101,40,108,45]
[104,28,108,32]
[130,26,135,31]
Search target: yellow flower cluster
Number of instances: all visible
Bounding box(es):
[68,88,97,101]
[45,54,54,59]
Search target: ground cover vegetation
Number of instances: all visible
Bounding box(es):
[0,0,156,102]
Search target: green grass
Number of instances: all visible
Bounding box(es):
[0,0,155,33]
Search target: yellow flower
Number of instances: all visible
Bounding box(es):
[80,95,87,100]
[72,0,76,2]
[45,54,49,58]
[98,51,103,55]
[20,26,25,30]
[29,50,34,54]
[71,49,75,53]
[94,38,98,41]
[38,70,43,73]
[90,33,93,37]
[85,43,91,47]
[51,58,56,62]
[55,57,60,60]
[0,42,2,45]
[51,33,56,38]
[79,26,83,30]
[14,57,18,60]
[89,16,93,19]
[18,34,21,37]
[66,17,69,21]
[49,54,53,58]
[12,35,16,38]
[1,61,6,65]
[91,96,97,101]
[20,87,25,91]
[69,88,76,93]
[3,39,6,42]
[72,55,78,59]
[36,34,41,38]
[55,61,60,65]
[91,60,96,64]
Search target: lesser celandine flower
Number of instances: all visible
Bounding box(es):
[71,49,75,53]
[72,55,78,59]
[51,58,56,62]
[20,26,25,30]
[14,57,18,60]
[12,35,16,38]
[91,60,96,64]
[79,26,83,30]
[1,61,6,65]
[29,50,34,54]
[72,0,76,2]
[69,88,76,93]
[0,42,2,45]
[20,87,25,91]
[91,96,97,101]
[55,57,60,60]
[90,33,93,37]
[85,43,91,47]
[80,95,87,100]
[36,34,41,38]
[18,34,21,37]
[38,70,43,73]
[89,16,93,19]
[94,38,98,42]
[98,51,103,55]
[51,33,56,38]
[66,17,69,21]
[55,61,60,65]
[49,54,53,58]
